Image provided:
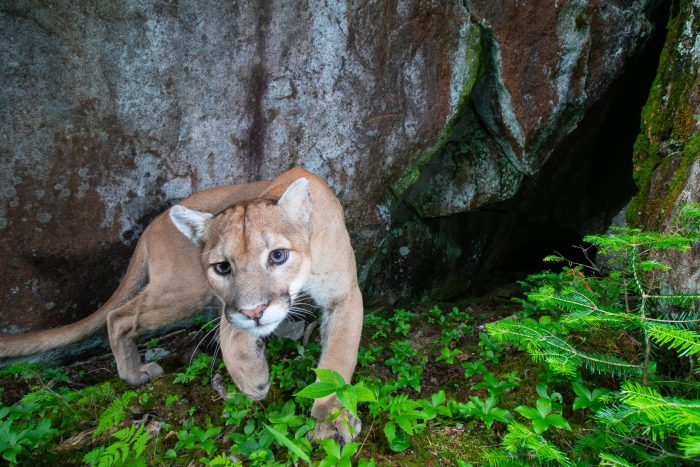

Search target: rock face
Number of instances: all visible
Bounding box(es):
[364,0,662,302]
[628,0,700,294]
[0,0,662,335]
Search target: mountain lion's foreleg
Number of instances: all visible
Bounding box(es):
[219,317,271,400]
[107,287,204,386]
[309,286,364,443]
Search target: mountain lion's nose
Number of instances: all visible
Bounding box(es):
[240,303,268,320]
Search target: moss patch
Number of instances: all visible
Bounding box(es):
[627,0,700,228]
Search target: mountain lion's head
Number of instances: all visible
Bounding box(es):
[170,179,312,337]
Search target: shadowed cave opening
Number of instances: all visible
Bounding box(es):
[458,3,670,295]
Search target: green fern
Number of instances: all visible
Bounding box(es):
[497,422,573,466]
[619,382,700,432]
[487,320,641,378]
[678,434,700,457]
[598,452,634,466]
[94,391,137,437]
[643,322,700,357]
[84,423,150,467]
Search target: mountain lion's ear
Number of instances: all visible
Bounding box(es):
[169,205,214,245]
[278,178,312,226]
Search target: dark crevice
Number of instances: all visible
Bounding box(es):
[363,3,670,304]
[481,2,670,287]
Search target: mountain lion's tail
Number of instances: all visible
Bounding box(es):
[0,241,149,358]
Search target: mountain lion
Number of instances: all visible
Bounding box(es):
[0,167,364,442]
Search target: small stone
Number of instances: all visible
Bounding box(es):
[145,347,170,362]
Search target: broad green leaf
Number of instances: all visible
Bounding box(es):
[336,385,358,417]
[544,414,571,431]
[383,421,396,444]
[354,381,376,403]
[340,441,359,459]
[294,382,337,399]
[515,406,540,421]
[572,381,591,400]
[535,398,551,418]
[314,368,346,387]
[388,430,410,452]
[264,424,311,463]
[431,390,446,407]
[532,418,549,434]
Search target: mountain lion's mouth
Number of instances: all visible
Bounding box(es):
[228,304,288,337]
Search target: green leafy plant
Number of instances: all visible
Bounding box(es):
[222,392,253,427]
[294,368,375,419]
[264,423,312,464]
[174,353,214,385]
[317,438,358,467]
[390,308,414,336]
[228,419,274,464]
[436,346,462,365]
[571,381,609,413]
[199,452,242,466]
[365,313,390,339]
[171,419,222,456]
[515,397,571,435]
[462,359,489,378]
[462,396,513,429]
[269,340,319,392]
[470,372,519,399]
[478,333,504,363]
[164,394,180,408]
[0,399,57,464]
[83,423,150,467]
[358,343,383,367]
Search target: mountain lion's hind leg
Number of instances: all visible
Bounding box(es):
[107,287,203,386]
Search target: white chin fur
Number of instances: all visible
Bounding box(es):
[230,303,288,337]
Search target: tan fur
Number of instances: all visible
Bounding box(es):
[0,168,364,441]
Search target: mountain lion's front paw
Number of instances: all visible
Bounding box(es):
[308,408,361,445]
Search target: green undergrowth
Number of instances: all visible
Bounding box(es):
[0,293,537,466]
[1,205,698,466]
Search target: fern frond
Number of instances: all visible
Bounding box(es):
[645,310,700,329]
[560,305,636,330]
[488,320,641,378]
[577,352,642,378]
[598,452,634,466]
[678,434,700,457]
[94,391,137,437]
[621,382,700,425]
[617,381,700,444]
[483,448,519,466]
[84,423,150,467]
[500,422,574,466]
[647,293,700,306]
[644,322,700,357]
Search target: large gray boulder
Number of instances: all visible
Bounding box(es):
[0,0,661,335]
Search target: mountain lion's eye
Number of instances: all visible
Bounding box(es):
[269,249,289,265]
[212,261,232,275]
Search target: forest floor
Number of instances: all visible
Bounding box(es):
[0,283,592,466]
